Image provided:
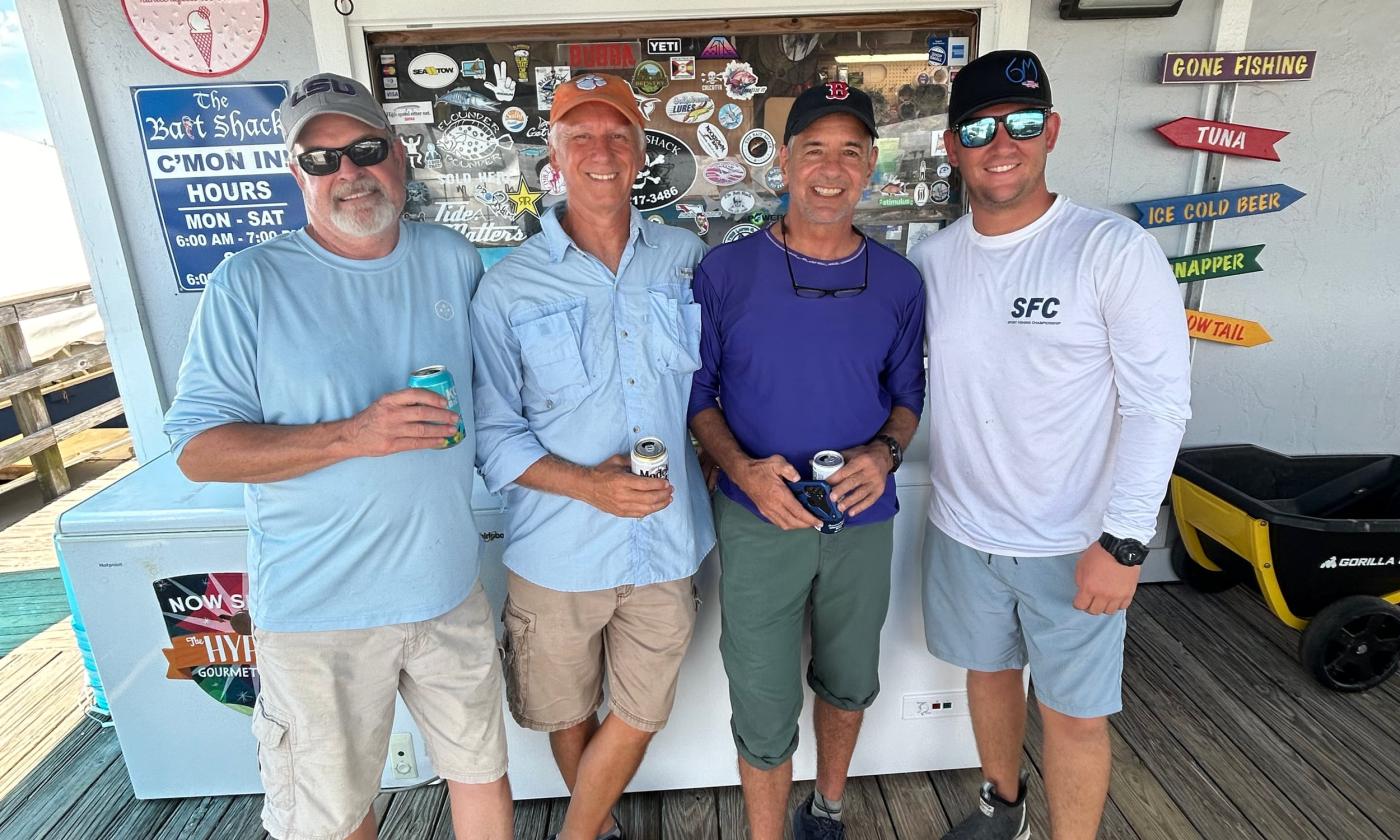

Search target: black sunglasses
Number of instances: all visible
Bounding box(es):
[956,108,1049,149]
[780,220,868,299]
[296,136,391,176]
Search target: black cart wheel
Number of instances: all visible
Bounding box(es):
[1299,596,1400,692]
[1171,536,1237,593]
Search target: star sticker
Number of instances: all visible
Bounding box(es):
[506,177,544,218]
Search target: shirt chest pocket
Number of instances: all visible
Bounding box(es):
[511,301,592,415]
[647,287,702,374]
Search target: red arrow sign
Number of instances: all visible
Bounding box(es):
[1156,117,1289,161]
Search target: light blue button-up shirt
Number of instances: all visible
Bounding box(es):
[471,204,715,591]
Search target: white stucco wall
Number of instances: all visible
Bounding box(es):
[1032,0,1400,454]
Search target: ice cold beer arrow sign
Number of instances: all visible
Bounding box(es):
[1156,117,1289,161]
[1134,184,1304,229]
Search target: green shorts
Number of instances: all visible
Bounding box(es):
[714,492,894,770]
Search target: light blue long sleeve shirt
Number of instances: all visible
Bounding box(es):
[471,205,715,591]
[163,222,484,632]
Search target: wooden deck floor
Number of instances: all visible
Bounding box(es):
[2,468,1398,839]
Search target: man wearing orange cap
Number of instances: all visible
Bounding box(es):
[472,73,715,840]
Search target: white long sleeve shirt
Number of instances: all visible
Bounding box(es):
[910,196,1191,556]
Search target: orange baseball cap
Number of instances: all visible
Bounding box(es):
[549,73,645,129]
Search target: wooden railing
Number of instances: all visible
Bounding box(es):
[0,283,122,500]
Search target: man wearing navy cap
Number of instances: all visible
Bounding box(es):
[910,50,1191,840]
[690,82,926,840]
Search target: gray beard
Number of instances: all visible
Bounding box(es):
[328,189,400,238]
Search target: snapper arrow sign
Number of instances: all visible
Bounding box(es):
[1156,117,1289,161]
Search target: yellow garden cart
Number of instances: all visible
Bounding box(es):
[1170,445,1400,692]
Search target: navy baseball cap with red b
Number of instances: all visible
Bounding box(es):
[948,50,1053,128]
[783,81,879,145]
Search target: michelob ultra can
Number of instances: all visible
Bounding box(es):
[408,365,466,448]
[811,450,844,482]
[631,437,669,479]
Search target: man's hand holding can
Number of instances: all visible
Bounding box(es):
[338,388,462,457]
[731,455,823,531]
[585,454,674,518]
[827,443,894,517]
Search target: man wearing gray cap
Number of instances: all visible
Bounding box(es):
[164,73,512,840]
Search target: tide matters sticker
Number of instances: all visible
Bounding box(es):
[154,572,258,714]
[122,1,268,77]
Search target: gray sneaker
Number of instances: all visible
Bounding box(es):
[943,772,1029,840]
[792,793,846,840]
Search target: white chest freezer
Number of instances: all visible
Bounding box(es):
[55,446,976,800]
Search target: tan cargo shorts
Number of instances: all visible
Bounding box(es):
[251,583,506,840]
[501,570,698,733]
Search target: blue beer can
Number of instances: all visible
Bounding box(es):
[408,364,466,448]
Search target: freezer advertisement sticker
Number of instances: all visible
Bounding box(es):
[132,82,307,293]
[154,572,259,715]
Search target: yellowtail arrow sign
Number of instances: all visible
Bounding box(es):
[1186,309,1272,347]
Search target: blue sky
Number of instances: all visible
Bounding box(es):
[1,1,52,142]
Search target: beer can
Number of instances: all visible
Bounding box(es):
[408,365,466,448]
[811,450,844,482]
[631,437,669,479]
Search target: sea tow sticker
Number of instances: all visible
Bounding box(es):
[386,101,435,125]
[723,61,767,100]
[407,52,460,90]
[438,110,514,169]
[535,67,571,108]
[723,223,760,242]
[632,129,697,211]
[1185,309,1272,347]
[703,158,747,187]
[132,83,305,293]
[700,36,740,60]
[666,92,715,124]
[1169,245,1265,283]
[122,0,267,77]
[1134,184,1304,228]
[670,57,696,81]
[718,104,744,130]
[720,189,755,215]
[696,122,729,159]
[1156,117,1290,161]
[561,41,641,70]
[633,61,669,96]
[648,38,683,55]
[1161,50,1316,84]
[153,572,258,714]
[740,129,775,166]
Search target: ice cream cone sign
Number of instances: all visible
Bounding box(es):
[189,8,214,71]
[122,0,268,77]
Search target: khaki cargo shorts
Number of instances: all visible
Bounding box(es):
[501,570,698,733]
[251,583,506,840]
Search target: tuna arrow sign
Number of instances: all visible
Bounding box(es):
[1156,117,1289,161]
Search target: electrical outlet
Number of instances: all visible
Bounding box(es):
[901,691,968,720]
[389,732,418,779]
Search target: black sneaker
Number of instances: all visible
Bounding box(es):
[792,792,846,840]
[942,772,1029,840]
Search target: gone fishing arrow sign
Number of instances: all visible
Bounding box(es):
[1156,117,1289,161]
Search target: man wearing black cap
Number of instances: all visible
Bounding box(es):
[689,82,926,840]
[910,51,1191,840]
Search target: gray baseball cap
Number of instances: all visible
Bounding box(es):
[281,73,390,151]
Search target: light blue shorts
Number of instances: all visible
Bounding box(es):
[921,522,1127,718]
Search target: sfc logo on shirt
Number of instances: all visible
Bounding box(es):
[1008,296,1061,325]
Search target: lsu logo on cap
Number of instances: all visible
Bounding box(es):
[290,75,358,107]
[1005,56,1041,89]
[825,81,851,100]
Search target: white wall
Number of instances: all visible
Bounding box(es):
[1032,0,1400,454]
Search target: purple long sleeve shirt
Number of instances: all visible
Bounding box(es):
[688,227,927,526]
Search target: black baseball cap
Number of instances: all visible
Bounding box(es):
[947,50,1053,128]
[783,81,879,145]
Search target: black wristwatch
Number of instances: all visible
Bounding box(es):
[1099,532,1148,567]
[873,434,903,473]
